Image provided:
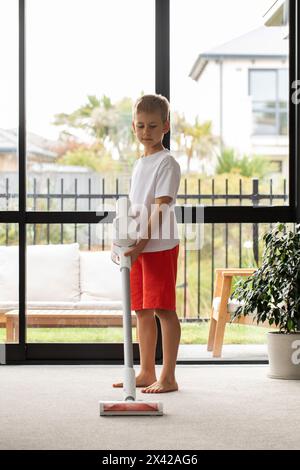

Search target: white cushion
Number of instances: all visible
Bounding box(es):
[0,301,19,314]
[213,296,245,313]
[0,299,122,313]
[0,246,18,302]
[80,251,122,301]
[0,244,81,303]
[213,296,257,315]
[0,246,123,307]
[75,300,122,309]
[0,300,123,313]
[0,301,77,312]
[26,243,80,302]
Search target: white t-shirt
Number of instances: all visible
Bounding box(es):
[129,149,181,253]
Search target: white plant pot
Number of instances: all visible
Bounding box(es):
[267,331,300,379]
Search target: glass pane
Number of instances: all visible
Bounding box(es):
[22,218,290,363]
[0,224,19,344]
[177,222,294,361]
[279,69,288,136]
[25,223,136,343]
[253,102,276,111]
[278,68,288,101]
[26,0,155,210]
[0,0,18,211]
[249,70,276,101]
[252,111,277,135]
[171,0,289,203]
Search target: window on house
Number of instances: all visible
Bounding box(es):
[249,69,288,136]
[269,160,283,173]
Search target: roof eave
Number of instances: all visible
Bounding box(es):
[189,56,208,81]
[189,53,287,81]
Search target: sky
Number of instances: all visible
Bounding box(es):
[0,0,274,140]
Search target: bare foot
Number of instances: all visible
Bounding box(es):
[113,373,157,388]
[141,379,178,394]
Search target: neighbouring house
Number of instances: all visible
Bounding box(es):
[189,2,289,177]
[0,128,58,172]
[0,129,98,213]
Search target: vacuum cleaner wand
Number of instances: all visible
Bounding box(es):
[100,197,163,416]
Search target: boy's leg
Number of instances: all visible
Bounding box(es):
[142,309,181,393]
[112,309,158,388]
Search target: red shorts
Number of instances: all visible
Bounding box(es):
[130,244,179,312]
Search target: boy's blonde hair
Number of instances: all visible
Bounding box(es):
[133,94,170,123]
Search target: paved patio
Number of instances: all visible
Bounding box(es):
[178,344,268,361]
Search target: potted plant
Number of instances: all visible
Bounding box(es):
[230,222,300,379]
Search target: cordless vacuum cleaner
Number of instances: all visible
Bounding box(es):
[99,197,163,416]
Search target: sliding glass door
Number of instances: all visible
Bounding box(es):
[1,0,298,363]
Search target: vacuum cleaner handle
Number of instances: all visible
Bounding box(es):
[120,251,136,401]
[111,243,134,268]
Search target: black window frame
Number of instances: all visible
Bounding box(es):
[1,0,299,365]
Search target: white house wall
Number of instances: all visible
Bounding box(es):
[194,58,289,174]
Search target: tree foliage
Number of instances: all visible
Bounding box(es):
[172,112,218,173]
[216,148,268,177]
[53,94,137,163]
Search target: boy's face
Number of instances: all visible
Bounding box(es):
[132,111,170,152]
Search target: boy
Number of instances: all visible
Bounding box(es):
[113,94,181,393]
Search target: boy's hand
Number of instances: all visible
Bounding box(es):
[124,239,147,265]
[111,241,120,265]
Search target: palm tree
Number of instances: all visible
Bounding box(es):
[53,94,135,164]
[172,112,218,173]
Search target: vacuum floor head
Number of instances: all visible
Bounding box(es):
[100,400,163,416]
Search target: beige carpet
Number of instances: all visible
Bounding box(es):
[0,364,300,450]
